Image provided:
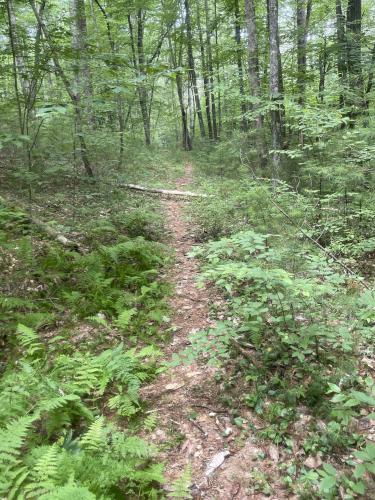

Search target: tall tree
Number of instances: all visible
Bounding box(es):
[71,0,95,127]
[336,0,347,108]
[244,0,262,129]
[346,0,363,120]
[234,0,248,131]
[268,0,282,181]
[29,0,94,177]
[204,0,218,139]
[196,0,213,139]
[185,0,205,138]
[296,0,312,106]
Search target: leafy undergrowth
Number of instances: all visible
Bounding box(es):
[185,163,375,499]
[0,193,172,497]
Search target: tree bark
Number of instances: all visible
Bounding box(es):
[128,11,151,146]
[346,0,363,120]
[168,35,192,151]
[185,0,205,138]
[28,0,94,177]
[196,1,213,139]
[296,0,312,106]
[336,0,346,108]
[234,0,248,131]
[244,0,262,129]
[204,0,218,140]
[71,0,95,127]
[268,0,282,182]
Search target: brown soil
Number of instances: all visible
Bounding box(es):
[142,163,289,499]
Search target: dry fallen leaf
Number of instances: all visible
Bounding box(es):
[164,382,185,392]
[304,455,323,469]
[205,450,231,476]
[268,444,279,462]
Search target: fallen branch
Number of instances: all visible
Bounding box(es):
[0,195,82,252]
[118,183,208,198]
[29,214,82,252]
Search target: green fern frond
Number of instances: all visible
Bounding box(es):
[0,415,36,466]
[107,394,139,417]
[17,324,44,359]
[169,466,193,499]
[80,417,105,451]
[39,483,96,500]
[39,394,81,413]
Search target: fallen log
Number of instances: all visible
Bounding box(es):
[118,183,208,198]
[0,195,82,252]
[29,215,82,252]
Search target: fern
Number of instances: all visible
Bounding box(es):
[80,417,105,451]
[24,445,59,498]
[17,324,44,359]
[0,416,36,466]
[39,483,96,499]
[169,466,193,499]
[107,394,139,417]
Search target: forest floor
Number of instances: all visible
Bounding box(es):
[142,163,289,499]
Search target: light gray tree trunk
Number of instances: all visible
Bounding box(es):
[268,0,282,182]
[296,0,312,106]
[185,0,205,138]
[244,0,262,129]
[71,0,95,127]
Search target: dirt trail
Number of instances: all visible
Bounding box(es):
[143,163,287,499]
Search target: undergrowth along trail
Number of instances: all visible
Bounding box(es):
[146,163,286,499]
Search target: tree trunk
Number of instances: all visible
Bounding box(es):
[185,0,205,138]
[268,0,282,182]
[196,1,213,139]
[168,36,192,151]
[71,0,95,127]
[318,37,328,103]
[234,0,248,131]
[204,0,218,140]
[336,0,347,108]
[29,0,94,177]
[244,0,262,129]
[128,11,151,146]
[296,0,312,106]
[346,0,363,121]
[365,42,375,108]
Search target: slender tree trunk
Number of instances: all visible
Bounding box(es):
[214,0,221,136]
[318,37,328,103]
[71,0,95,127]
[234,0,248,131]
[128,11,151,146]
[6,0,24,135]
[365,42,375,108]
[29,0,94,177]
[168,36,192,150]
[185,0,205,138]
[346,0,363,121]
[204,0,218,140]
[244,0,262,129]
[296,0,312,106]
[94,0,127,165]
[268,0,282,182]
[196,1,213,139]
[336,0,347,109]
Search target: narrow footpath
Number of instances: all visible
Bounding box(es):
[142,163,287,500]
